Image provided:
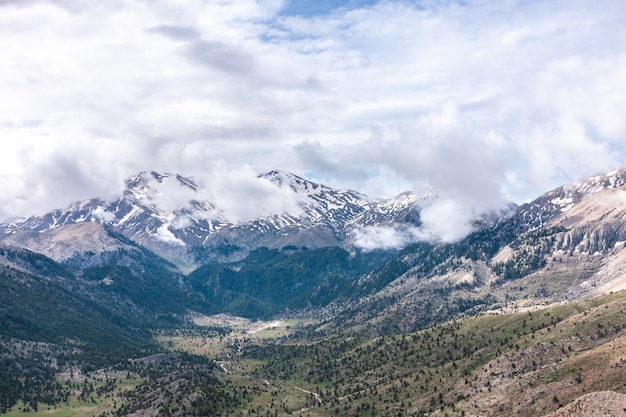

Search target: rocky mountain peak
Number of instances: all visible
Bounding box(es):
[516,166,626,230]
[123,171,198,207]
[0,169,431,266]
[259,170,327,196]
[126,171,197,189]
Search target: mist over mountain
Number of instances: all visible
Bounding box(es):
[0,170,437,267]
[3,165,626,323]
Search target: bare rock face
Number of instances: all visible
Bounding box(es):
[544,391,626,417]
[1,222,131,262]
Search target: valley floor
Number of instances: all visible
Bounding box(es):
[4,292,626,417]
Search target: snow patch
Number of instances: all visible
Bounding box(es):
[116,205,143,225]
[551,196,574,211]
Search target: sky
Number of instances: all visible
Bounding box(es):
[1,0,626,243]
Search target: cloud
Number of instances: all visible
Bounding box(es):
[186,40,256,74]
[93,206,116,223]
[0,0,624,248]
[352,193,481,250]
[351,224,423,251]
[295,140,368,181]
[123,165,305,225]
[148,25,201,41]
[155,224,186,246]
[418,197,476,244]
[194,164,305,223]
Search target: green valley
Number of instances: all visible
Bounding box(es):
[3,290,626,416]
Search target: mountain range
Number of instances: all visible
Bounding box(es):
[327,166,626,334]
[2,167,626,322]
[2,166,626,416]
[0,170,431,269]
[1,166,626,329]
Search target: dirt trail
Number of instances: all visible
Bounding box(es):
[293,386,322,404]
[217,362,231,374]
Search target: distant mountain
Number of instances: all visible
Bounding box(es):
[0,170,432,267]
[515,167,626,230]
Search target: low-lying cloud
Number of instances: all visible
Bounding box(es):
[351,224,423,251]
[194,165,305,223]
[351,193,479,251]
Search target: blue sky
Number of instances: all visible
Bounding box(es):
[280,0,379,16]
[0,0,625,241]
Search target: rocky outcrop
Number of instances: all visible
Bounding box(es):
[544,391,626,417]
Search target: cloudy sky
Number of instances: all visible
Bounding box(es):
[1,0,625,238]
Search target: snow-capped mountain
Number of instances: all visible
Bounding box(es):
[515,167,626,230]
[0,170,433,266]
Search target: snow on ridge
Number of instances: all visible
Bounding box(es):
[115,205,143,226]
[0,169,438,255]
[550,197,574,212]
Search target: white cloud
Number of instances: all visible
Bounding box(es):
[352,224,423,251]
[155,224,186,246]
[418,197,476,244]
[0,0,624,244]
[193,164,305,223]
[93,206,116,223]
[352,194,479,249]
[124,165,305,225]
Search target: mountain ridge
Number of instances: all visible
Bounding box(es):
[0,170,433,267]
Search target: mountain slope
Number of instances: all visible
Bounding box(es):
[0,240,203,329]
[4,166,626,329]
[242,291,626,417]
[327,167,626,335]
[2,167,626,416]
[0,261,151,359]
[545,391,626,417]
[186,246,395,318]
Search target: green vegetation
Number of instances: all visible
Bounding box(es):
[116,291,625,417]
[188,246,394,318]
[0,264,156,413]
[232,291,626,416]
[3,289,626,416]
[0,265,152,357]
